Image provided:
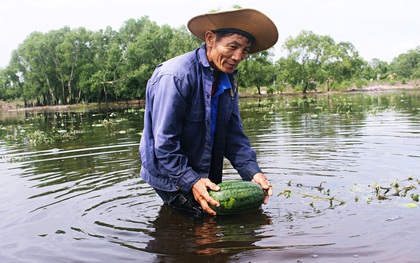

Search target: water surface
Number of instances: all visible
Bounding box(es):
[1,89,419,262]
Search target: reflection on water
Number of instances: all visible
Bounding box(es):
[145,205,271,261]
[1,90,420,262]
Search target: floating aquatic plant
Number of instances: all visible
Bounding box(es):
[276,180,346,208]
[276,176,420,208]
[368,176,419,203]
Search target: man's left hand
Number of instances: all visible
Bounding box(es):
[252,173,273,204]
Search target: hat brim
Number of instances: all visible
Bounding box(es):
[187,8,278,54]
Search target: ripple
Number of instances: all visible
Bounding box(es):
[2,91,420,262]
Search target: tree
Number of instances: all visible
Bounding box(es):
[123,18,174,99]
[54,27,92,104]
[0,62,23,101]
[168,25,202,58]
[360,58,390,81]
[390,46,420,79]
[324,41,365,90]
[279,30,364,92]
[18,31,61,105]
[8,14,417,105]
[86,26,123,103]
[281,31,332,92]
[237,50,275,94]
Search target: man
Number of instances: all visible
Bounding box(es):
[139,8,278,216]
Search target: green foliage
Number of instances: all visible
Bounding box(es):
[1,16,419,106]
[278,30,365,93]
[364,58,390,80]
[354,78,369,89]
[1,17,201,105]
[338,80,352,91]
[389,46,420,80]
[237,50,275,94]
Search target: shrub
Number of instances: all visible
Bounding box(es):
[338,80,351,90]
[293,84,303,92]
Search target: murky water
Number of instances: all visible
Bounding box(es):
[1,90,419,262]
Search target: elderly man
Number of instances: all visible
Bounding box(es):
[139,8,278,216]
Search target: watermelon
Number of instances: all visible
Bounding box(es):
[208,181,266,215]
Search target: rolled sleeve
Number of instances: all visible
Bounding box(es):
[175,169,201,193]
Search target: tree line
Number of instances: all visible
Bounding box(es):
[0,16,419,106]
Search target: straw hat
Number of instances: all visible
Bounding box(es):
[187,8,278,54]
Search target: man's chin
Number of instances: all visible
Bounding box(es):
[221,66,236,74]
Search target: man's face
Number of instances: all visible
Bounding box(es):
[205,31,252,73]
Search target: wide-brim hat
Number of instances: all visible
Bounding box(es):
[187,8,278,54]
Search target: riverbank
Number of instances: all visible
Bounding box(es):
[1,81,418,112]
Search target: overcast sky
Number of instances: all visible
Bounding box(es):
[1,0,419,68]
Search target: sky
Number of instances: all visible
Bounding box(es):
[1,0,419,68]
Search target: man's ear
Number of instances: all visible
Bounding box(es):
[205,31,216,47]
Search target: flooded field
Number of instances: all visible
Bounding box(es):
[1,89,419,262]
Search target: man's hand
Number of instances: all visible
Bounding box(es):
[252,173,273,204]
[191,178,220,215]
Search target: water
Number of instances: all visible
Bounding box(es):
[1,90,419,262]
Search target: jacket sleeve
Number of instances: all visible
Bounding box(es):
[224,93,263,180]
[150,73,201,192]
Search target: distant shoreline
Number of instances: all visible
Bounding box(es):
[1,82,418,112]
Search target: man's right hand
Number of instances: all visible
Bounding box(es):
[192,178,220,215]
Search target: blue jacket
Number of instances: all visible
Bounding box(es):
[139,44,262,193]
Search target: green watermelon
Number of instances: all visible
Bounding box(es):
[208,181,266,215]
